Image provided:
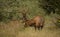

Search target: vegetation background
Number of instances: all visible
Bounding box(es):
[0,0,60,37]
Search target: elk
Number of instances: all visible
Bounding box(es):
[21,8,45,30]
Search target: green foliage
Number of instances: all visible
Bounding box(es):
[0,0,45,22]
[0,0,60,22]
[38,0,60,15]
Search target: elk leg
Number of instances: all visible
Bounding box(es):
[34,26,37,30]
[35,23,38,30]
[38,26,40,30]
[41,26,43,30]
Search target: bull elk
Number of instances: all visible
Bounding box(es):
[21,8,45,30]
[25,16,45,30]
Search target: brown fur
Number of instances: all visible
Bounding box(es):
[21,8,45,30]
[24,16,45,30]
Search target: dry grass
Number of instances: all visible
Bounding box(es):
[17,27,60,37]
[0,17,60,37]
[0,20,22,37]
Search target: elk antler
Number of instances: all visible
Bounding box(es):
[20,7,29,22]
